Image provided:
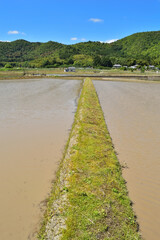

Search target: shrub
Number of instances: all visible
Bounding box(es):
[5,63,13,68]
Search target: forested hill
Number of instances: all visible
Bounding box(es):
[0,40,64,62]
[1,31,160,67]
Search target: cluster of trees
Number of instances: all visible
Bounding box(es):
[1,56,160,69]
[93,56,112,67]
[0,55,112,69]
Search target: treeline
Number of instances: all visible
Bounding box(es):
[0,56,157,69]
[1,31,160,68]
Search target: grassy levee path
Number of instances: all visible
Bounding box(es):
[38,78,142,240]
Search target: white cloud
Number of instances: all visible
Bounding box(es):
[8,30,20,35]
[0,40,11,42]
[8,30,26,35]
[89,18,103,23]
[100,39,118,44]
[106,39,118,43]
[81,38,86,41]
[71,37,78,41]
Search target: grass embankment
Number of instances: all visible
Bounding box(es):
[0,69,25,79]
[1,67,160,80]
[38,78,141,240]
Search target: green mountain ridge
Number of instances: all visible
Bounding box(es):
[1,31,160,67]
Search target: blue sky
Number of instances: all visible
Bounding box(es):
[1,0,160,44]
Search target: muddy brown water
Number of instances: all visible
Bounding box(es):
[94,80,160,240]
[0,78,82,240]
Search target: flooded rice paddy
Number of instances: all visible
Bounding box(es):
[1,78,160,240]
[94,80,160,240]
[0,79,82,240]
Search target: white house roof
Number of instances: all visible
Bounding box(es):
[113,64,121,67]
[130,66,137,69]
[68,67,76,69]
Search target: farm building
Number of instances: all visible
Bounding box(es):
[113,64,122,69]
[64,67,76,72]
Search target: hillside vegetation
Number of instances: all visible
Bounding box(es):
[1,31,160,68]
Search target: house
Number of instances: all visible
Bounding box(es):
[129,66,137,70]
[64,67,76,72]
[135,65,139,68]
[148,65,155,70]
[113,64,122,69]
